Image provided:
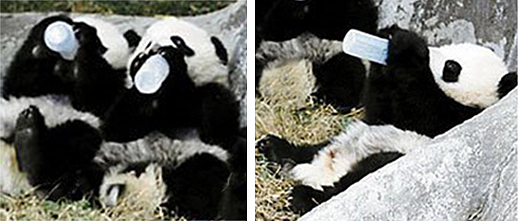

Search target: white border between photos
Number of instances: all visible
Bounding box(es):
[246,0,256,220]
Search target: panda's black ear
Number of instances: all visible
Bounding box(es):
[498,72,517,99]
[210,36,228,65]
[170,36,195,57]
[123,30,141,48]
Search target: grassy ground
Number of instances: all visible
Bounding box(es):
[0,1,235,220]
[254,60,362,220]
[0,0,235,16]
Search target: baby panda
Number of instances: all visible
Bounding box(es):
[256,0,378,112]
[257,26,517,214]
[130,17,229,87]
[103,18,241,149]
[2,15,138,117]
[0,96,103,201]
[94,133,232,219]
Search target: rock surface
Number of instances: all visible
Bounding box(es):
[373,0,517,71]
[300,89,517,220]
[0,0,247,126]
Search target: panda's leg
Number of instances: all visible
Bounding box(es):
[312,53,366,113]
[161,153,230,219]
[290,152,404,214]
[197,83,241,149]
[256,134,329,166]
[38,119,103,200]
[13,105,103,200]
[258,121,429,190]
[13,105,46,185]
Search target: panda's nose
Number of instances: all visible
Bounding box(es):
[442,60,462,82]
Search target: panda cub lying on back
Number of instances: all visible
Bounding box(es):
[257,26,517,214]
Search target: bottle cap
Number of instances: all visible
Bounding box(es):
[44,21,79,60]
[134,54,170,94]
[343,29,389,65]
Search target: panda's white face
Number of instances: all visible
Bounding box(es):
[73,17,132,70]
[429,43,508,108]
[130,18,228,86]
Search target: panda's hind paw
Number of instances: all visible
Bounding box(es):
[256,134,293,163]
[15,105,45,132]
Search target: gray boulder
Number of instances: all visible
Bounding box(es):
[373,0,517,71]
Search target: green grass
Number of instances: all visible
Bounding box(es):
[0,0,236,16]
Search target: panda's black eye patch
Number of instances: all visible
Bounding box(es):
[442,60,462,82]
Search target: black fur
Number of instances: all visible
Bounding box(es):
[256,0,378,41]
[13,106,103,201]
[312,53,366,113]
[161,153,230,219]
[257,134,329,166]
[2,15,75,98]
[2,15,129,117]
[71,21,127,116]
[363,26,483,137]
[497,72,517,99]
[290,152,403,214]
[102,46,198,142]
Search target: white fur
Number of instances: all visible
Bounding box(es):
[131,17,228,86]
[0,96,100,196]
[0,96,100,138]
[290,121,431,190]
[99,163,166,211]
[429,43,508,108]
[95,132,229,167]
[73,16,132,69]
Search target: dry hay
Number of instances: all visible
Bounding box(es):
[255,59,362,220]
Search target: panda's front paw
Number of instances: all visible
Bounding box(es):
[382,26,428,66]
[256,134,294,164]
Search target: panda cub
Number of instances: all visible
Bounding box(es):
[103,18,241,150]
[258,26,517,213]
[256,0,378,112]
[100,18,245,219]
[2,15,138,117]
[130,17,229,87]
